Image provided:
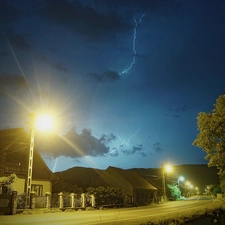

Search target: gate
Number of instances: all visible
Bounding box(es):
[0,191,17,215]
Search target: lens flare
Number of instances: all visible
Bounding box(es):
[35,114,54,131]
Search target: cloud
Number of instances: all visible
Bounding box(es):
[153,142,163,154]
[175,105,190,112]
[109,149,119,157]
[89,70,120,82]
[165,105,190,118]
[92,0,182,17]
[0,73,29,95]
[42,0,131,42]
[2,32,31,51]
[121,144,146,156]
[40,56,69,73]
[35,127,117,158]
[139,152,147,157]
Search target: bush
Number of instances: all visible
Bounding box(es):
[2,173,18,194]
[167,184,181,200]
[17,193,26,209]
[87,186,125,207]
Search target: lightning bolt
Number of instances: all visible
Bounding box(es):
[119,13,145,75]
[53,157,58,173]
[117,128,140,148]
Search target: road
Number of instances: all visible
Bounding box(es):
[0,196,219,225]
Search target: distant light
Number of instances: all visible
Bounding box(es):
[185,181,191,186]
[35,114,54,131]
[179,176,185,182]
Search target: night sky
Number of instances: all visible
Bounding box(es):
[0,0,225,172]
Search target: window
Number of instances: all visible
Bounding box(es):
[31,184,43,196]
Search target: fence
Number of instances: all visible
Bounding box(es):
[55,192,95,209]
[16,192,95,210]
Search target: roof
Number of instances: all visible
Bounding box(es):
[0,128,58,181]
[93,169,123,188]
[107,166,157,190]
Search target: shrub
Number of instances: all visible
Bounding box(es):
[87,186,125,207]
[17,193,26,209]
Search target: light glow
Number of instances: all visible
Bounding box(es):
[165,164,172,172]
[35,114,54,131]
[179,176,185,182]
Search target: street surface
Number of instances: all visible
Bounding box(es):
[0,196,219,225]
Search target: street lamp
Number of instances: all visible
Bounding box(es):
[178,176,185,188]
[162,163,172,202]
[26,112,54,208]
[184,181,193,197]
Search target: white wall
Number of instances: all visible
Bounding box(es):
[32,180,52,195]
[0,176,52,196]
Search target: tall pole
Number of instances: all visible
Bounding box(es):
[162,163,167,202]
[26,113,35,208]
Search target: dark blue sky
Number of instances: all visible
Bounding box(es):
[0,0,225,172]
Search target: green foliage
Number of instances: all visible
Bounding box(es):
[87,186,125,207]
[17,193,26,209]
[2,173,18,193]
[52,180,83,194]
[193,94,225,191]
[167,184,181,200]
[213,185,221,196]
[51,193,59,208]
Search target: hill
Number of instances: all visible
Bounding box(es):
[54,164,220,193]
[128,164,220,193]
[54,166,104,190]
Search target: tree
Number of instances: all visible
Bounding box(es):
[167,184,181,200]
[193,94,225,191]
[2,173,18,194]
[213,184,221,196]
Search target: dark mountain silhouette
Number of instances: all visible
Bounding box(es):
[128,164,220,194]
[54,164,220,193]
[54,167,103,190]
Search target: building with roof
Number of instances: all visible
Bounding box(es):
[0,128,58,196]
[92,166,157,206]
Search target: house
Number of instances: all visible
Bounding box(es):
[0,128,58,196]
[92,166,157,205]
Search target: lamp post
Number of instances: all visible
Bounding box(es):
[162,163,172,202]
[25,113,54,208]
[178,176,185,188]
[25,113,35,208]
[162,164,166,202]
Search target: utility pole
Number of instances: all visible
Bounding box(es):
[162,163,167,202]
[25,113,35,208]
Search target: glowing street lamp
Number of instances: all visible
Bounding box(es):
[165,165,172,173]
[178,176,185,188]
[35,114,54,131]
[162,163,172,202]
[26,113,54,208]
